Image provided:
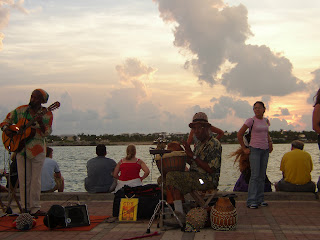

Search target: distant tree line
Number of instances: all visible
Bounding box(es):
[47,130,318,145]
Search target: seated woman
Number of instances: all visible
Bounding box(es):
[231,147,272,192]
[113,144,150,193]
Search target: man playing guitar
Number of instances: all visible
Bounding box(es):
[0,89,54,216]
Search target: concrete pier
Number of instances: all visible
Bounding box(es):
[0,191,319,240]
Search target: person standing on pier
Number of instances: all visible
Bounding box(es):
[0,89,53,216]
[237,101,273,209]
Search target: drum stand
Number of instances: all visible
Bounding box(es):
[146,149,184,233]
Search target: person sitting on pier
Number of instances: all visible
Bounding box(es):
[41,147,64,192]
[231,147,272,192]
[85,144,117,193]
[166,112,222,215]
[275,140,316,192]
[113,144,150,193]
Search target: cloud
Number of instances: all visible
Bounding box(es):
[269,117,295,131]
[211,96,252,119]
[54,92,104,135]
[11,0,29,15]
[0,104,9,122]
[154,0,304,97]
[280,108,290,116]
[104,58,190,134]
[0,32,3,50]
[307,68,320,105]
[273,108,290,117]
[0,4,10,30]
[0,0,29,51]
[115,58,157,83]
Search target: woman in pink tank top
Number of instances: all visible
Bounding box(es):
[113,144,150,192]
[237,101,273,209]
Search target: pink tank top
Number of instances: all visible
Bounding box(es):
[118,158,141,181]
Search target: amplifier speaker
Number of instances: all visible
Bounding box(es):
[65,205,90,228]
[44,204,90,229]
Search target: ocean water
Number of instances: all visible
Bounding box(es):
[0,144,319,192]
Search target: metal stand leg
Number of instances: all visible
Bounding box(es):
[146,150,184,233]
[146,199,183,233]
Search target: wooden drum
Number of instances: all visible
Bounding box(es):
[155,151,186,177]
[210,197,237,231]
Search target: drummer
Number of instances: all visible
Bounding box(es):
[166,112,222,215]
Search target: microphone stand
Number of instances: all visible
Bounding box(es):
[22,110,29,213]
[146,149,184,233]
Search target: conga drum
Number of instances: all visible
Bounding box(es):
[210,197,237,231]
[155,151,186,177]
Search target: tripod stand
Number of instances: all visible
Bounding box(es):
[146,149,184,233]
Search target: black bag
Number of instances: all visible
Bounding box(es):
[113,184,161,219]
[243,119,254,147]
[44,205,66,229]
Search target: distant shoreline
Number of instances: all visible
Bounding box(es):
[47,140,318,147]
[47,141,154,146]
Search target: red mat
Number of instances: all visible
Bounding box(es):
[0,215,108,231]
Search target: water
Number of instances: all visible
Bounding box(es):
[0,144,319,192]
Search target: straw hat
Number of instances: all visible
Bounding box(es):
[189,112,212,128]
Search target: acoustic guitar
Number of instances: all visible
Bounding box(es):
[2,101,60,152]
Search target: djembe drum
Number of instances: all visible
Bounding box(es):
[210,197,237,231]
[185,207,208,232]
[155,151,187,177]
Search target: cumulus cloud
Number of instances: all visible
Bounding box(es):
[0,32,3,50]
[280,108,290,116]
[0,104,9,122]
[104,58,189,134]
[0,4,10,30]
[307,68,320,105]
[268,117,295,131]
[115,58,157,84]
[273,108,290,117]
[154,0,304,97]
[54,92,104,135]
[0,0,29,51]
[211,96,252,119]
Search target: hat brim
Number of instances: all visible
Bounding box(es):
[189,121,212,128]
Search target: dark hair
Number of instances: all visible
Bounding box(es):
[253,101,266,109]
[96,144,107,156]
[46,147,53,157]
[291,140,304,150]
[313,88,320,107]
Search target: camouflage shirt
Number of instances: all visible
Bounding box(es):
[190,136,222,187]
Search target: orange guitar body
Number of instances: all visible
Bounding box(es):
[2,118,36,152]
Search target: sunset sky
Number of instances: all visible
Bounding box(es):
[0,0,319,135]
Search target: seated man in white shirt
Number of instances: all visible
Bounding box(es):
[41,147,64,192]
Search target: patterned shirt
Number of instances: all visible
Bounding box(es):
[191,136,222,187]
[0,105,53,158]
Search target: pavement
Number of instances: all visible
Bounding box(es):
[0,192,319,240]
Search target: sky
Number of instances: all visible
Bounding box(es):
[0,0,320,135]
